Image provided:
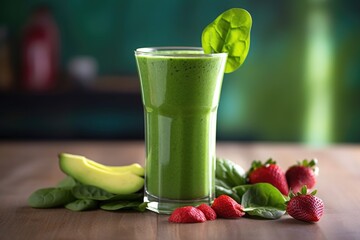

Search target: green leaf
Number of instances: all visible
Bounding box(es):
[100,201,147,211]
[202,8,252,73]
[65,199,98,211]
[215,178,232,189]
[215,158,246,188]
[56,176,78,189]
[28,187,75,208]
[105,192,144,202]
[300,185,308,195]
[241,183,287,219]
[215,185,241,203]
[134,202,148,212]
[72,185,116,200]
[72,184,144,202]
[233,184,253,200]
[244,206,286,219]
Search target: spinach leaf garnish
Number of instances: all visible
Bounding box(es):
[28,187,75,208]
[241,183,287,219]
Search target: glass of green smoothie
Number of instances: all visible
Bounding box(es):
[135,47,227,214]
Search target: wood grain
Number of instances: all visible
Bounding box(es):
[0,141,359,240]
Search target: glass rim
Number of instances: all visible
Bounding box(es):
[135,46,228,57]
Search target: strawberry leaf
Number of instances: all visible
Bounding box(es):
[250,160,263,171]
[300,186,308,195]
[264,158,277,166]
[299,158,318,169]
[310,189,318,196]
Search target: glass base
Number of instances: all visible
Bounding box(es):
[144,192,213,214]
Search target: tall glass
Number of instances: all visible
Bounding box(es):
[135,47,227,214]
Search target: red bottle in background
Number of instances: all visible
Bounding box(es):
[22,6,60,91]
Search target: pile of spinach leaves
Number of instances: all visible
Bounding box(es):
[28,176,147,212]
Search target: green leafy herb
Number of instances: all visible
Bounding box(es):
[214,158,247,202]
[29,176,146,212]
[215,158,246,188]
[71,184,144,202]
[215,178,232,189]
[105,192,144,202]
[215,185,241,203]
[241,183,287,219]
[233,184,253,200]
[202,8,252,73]
[135,202,148,212]
[100,201,147,212]
[72,185,116,200]
[65,199,98,211]
[28,187,75,208]
[56,176,78,189]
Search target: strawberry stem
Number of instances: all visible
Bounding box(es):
[300,186,307,195]
[247,158,277,178]
[310,189,317,195]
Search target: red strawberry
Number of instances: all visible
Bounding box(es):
[197,203,217,220]
[286,186,324,222]
[286,159,318,193]
[168,206,206,223]
[247,159,289,195]
[211,195,245,218]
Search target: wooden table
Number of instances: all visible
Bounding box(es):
[1,141,359,240]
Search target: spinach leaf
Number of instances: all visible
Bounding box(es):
[215,185,241,203]
[56,176,78,189]
[105,192,143,202]
[135,202,148,212]
[241,183,286,219]
[244,206,286,219]
[202,8,252,73]
[215,178,232,189]
[216,158,246,188]
[100,201,147,212]
[72,185,116,200]
[72,183,144,201]
[233,184,253,200]
[29,182,146,212]
[28,187,75,208]
[65,199,98,211]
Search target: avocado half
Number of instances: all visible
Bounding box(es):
[58,153,144,195]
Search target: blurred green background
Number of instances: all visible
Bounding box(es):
[0,0,359,145]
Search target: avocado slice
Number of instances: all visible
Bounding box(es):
[58,153,144,195]
[59,153,144,177]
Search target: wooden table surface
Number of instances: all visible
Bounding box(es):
[0,141,359,240]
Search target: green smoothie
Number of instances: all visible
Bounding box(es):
[135,47,227,213]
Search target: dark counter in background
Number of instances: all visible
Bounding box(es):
[0,89,144,140]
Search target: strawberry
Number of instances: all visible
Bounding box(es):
[286,159,318,193]
[197,203,217,220]
[286,186,324,222]
[168,206,206,223]
[211,195,245,218]
[247,159,289,195]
